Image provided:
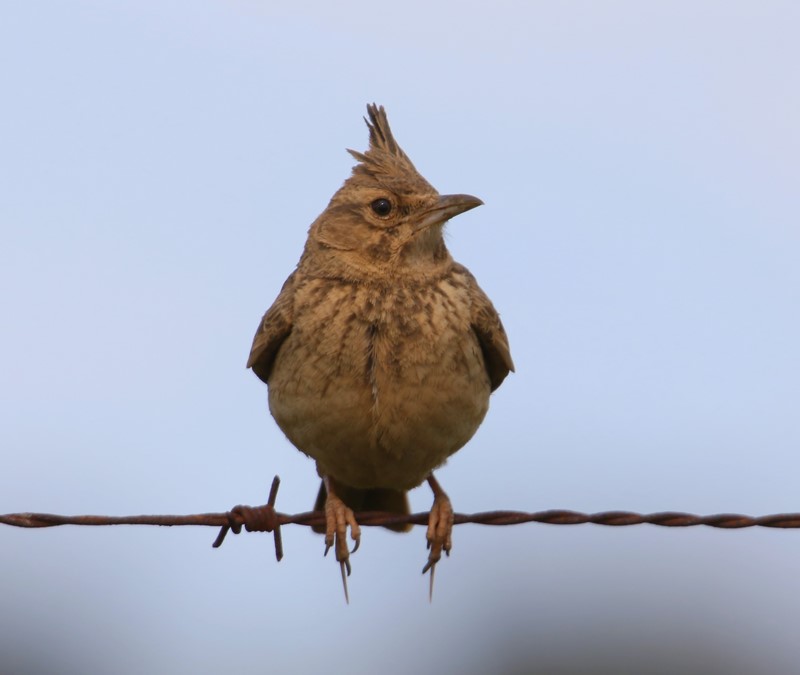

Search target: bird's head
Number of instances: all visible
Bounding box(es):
[303,104,482,281]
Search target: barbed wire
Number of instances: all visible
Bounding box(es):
[3,477,799,563]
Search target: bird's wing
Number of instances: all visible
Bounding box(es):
[456,264,515,392]
[246,271,298,384]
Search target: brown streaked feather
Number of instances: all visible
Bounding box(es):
[455,263,514,391]
[247,272,297,384]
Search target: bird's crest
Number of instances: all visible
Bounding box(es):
[346,104,433,193]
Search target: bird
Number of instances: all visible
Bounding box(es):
[247,104,513,600]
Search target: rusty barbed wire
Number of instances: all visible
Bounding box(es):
[3,476,800,563]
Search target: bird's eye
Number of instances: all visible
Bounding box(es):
[370,198,393,217]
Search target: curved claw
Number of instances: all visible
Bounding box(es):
[340,561,350,604]
[421,556,439,603]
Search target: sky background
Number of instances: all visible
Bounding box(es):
[2,2,799,673]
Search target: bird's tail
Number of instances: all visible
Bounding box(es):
[313,481,412,533]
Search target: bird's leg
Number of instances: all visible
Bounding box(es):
[322,476,361,603]
[422,473,454,599]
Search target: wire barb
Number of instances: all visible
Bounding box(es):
[211,476,283,561]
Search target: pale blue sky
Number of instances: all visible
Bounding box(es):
[2,2,799,673]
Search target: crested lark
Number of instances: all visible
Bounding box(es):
[248,104,513,598]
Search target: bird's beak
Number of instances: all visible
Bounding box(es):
[416,193,483,231]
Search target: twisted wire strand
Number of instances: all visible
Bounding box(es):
[4,474,800,564]
[4,508,800,531]
[6,475,796,566]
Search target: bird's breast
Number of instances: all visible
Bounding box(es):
[267,275,491,489]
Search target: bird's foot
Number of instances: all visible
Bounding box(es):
[322,477,361,603]
[422,475,454,600]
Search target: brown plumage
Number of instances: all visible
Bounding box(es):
[247,104,513,598]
